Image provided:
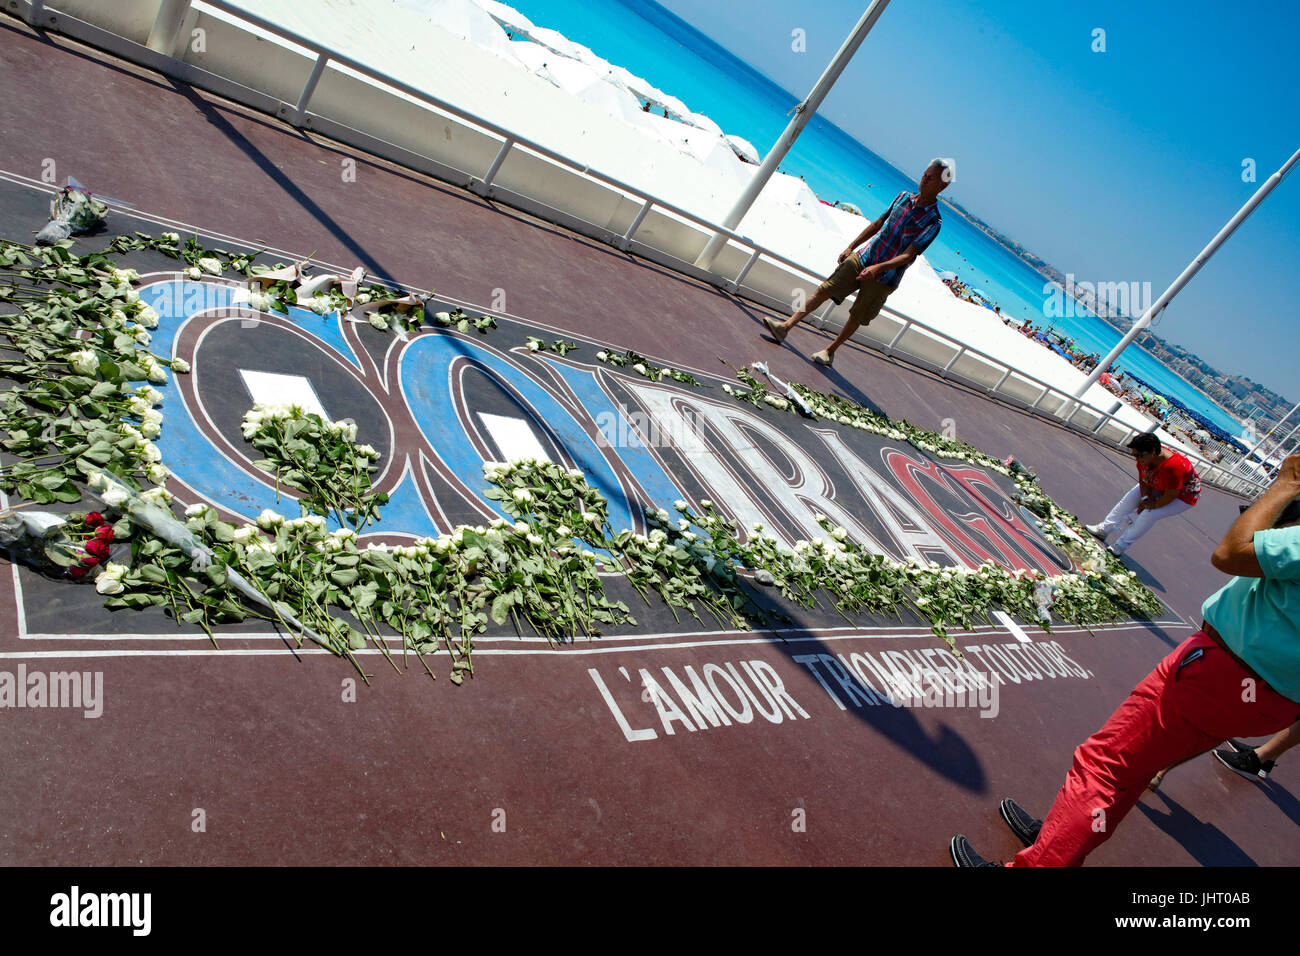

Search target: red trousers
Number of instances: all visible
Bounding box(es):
[1013,630,1300,866]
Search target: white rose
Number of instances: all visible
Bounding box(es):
[257,509,284,530]
[95,572,126,595]
[674,500,688,511]
[527,340,541,352]
[135,304,160,329]
[595,351,608,362]
[197,257,222,275]
[147,463,170,484]
[368,314,388,330]
[700,499,713,508]
[139,486,172,507]
[633,363,647,375]
[186,267,202,280]
[140,421,161,439]
[512,489,533,504]
[831,527,848,542]
[526,533,543,546]
[100,484,130,507]
[140,441,162,463]
[146,364,168,384]
[68,350,98,375]
[356,444,379,459]
[677,518,690,531]
[434,311,451,325]
[161,232,180,243]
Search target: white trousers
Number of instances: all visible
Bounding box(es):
[1100,484,1194,552]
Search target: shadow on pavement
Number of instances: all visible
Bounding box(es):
[1135,790,1257,866]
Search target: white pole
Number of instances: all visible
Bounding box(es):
[1074,147,1300,398]
[694,1,892,271]
[1243,399,1300,463]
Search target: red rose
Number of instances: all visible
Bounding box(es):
[85,512,106,527]
[85,538,110,558]
[68,564,88,579]
[95,525,115,541]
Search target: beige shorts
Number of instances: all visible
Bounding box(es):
[818,258,893,325]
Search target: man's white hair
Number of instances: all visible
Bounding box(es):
[929,156,956,184]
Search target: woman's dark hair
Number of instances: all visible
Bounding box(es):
[1128,433,1162,456]
[1240,498,1300,527]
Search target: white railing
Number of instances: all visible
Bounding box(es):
[8,0,1266,496]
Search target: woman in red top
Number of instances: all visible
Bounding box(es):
[1086,433,1201,555]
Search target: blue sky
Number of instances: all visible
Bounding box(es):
[652,0,1299,401]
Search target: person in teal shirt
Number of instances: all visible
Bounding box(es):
[951,455,1300,867]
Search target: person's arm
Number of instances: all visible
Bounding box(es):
[838,211,889,263]
[858,244,922,281]
[1139,488,1179,512]
[1212,454,1300,577]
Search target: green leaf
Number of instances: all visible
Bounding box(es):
[329,568,358,587]
[490,591,516,625]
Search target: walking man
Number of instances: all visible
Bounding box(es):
[951,454,1300,866]
[762,158,952,366]
[1086,432,1200,555]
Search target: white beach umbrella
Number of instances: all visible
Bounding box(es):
[528,25,582,59]
[605,65,691,118]
[683,110,723,136]
[411,0,519,62]
[567,41,617,78]
[543,56,606,96]
[575,79,664,136]
[507,39,554,78]
[473,0,536,37]
[725,134,760,164]
[763,172,839,229]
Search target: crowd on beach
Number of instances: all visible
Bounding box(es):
[940,274,1002,314]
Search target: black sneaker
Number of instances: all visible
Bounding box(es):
[1226,739,1252,753]
[999,798,1042,847]
[950,834,1002,868]
[1214,746,1274,780]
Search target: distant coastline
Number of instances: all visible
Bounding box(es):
[939,196,1292,430]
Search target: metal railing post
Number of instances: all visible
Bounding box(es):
[291,52,330,126]
[885,319,911,353]
[147,0,192,56]
[472,137,515,196]
[727,248,762,293]
[618,199,653,251]
[942,346,966,375]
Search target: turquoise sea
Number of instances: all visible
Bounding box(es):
[497,0,1244,437]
